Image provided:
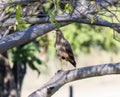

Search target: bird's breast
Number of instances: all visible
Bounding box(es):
[61,38,66,43]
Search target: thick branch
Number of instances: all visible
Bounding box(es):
[24,16,120,32]
[1,0,119,28]
[0,22,70,53]
[28,62,120,97]
[1,16,120,53]
[0,0,44,9]
[0,0,120,53]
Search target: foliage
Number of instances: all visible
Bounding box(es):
[61,24,120,54]
[9,4,45,74]
[40,23,120,58]
[8,1,120,73]
[41,1,120,55]
[11,42,43,74]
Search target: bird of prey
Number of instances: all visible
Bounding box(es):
[54,29,76,67]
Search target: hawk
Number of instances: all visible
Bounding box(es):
[54,29,76,67]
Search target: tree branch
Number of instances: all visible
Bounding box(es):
[28,62,120,97]
[0,22,71,53]
[0,0,44,9]
[1,0,119,28]
[0,0,120,53]
[1,15,120,53]
[24,16,120,32]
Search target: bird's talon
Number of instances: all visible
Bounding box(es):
[57,70,64,73]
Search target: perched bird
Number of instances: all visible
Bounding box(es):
[54,29,76,67]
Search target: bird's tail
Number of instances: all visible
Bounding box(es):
[69,59,76,67]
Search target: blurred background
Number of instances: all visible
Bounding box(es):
[1,0,120,97]
[12,23,120,97]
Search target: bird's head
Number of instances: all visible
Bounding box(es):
[55,29,63,36]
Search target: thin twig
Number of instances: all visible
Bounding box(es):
[3,26,13,37]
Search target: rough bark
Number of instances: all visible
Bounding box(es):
[0,22,70,53]
[0,0,120,53]
[0,54,17,97]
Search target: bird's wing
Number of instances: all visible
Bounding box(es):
[60,37,75,58]
[64,39,74,55]
[64,39,76,67]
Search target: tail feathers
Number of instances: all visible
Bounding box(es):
[69,59,76,67]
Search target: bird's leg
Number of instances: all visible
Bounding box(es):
[65,62,68,70]
[57,60,64,72]
[60,60,63,70]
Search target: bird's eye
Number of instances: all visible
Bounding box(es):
[62,56,65,59]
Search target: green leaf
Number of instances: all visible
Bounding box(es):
[53,0,59,9]
[89,17,94,24]
[5,6,10,13]
[55,22,61,28]
[13,24,17,30]
[64,3,72,12]
[90,1,95,5]
[48,11,55,23]
[28,62,40,75]
[8,0,13,2]
[16,5,22,20]
[32,56,42,65]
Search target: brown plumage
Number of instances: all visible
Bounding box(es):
[54,29,76,67]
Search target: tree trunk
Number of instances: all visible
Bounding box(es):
[0,53,17,97]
